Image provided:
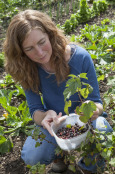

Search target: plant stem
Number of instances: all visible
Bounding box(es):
[44,138,57,147]
[4,127,19,134]
[78,91,83,103]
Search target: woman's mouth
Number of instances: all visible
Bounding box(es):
[40,55,46,60]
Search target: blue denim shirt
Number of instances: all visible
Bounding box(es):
[25,45,102,117]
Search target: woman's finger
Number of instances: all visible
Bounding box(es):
[53,112,62,124]
[42,120,53,136]
[53,116,60,124]
[91,114,99,121]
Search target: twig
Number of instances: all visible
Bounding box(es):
[75,163,85,174]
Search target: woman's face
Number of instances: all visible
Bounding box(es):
[22,29,52,65]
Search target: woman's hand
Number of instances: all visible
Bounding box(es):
[90,108,99,121]
[75,100,103,121]
[85,100,100,121]
[41,110,65,136]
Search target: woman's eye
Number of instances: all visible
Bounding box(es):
[39,40,45,45]
[25,47,33,51]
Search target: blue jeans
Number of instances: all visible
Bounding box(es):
[21,116,113,168]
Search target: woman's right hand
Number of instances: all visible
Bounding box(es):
[41,110,62,136]
[41,110,66,136]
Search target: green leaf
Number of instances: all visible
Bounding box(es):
[68,164,76,172]
[79,125,84,131]
[79,101,96,123]
[0,97,7,108]
[107,150,112,158]
[8,90,17,104]
[90,135,95,143]
[18,101,27,111]
[63,73,92,102]
[35,142,41,147]
[99,135,105,141]
[7,106,18,115]
[82,82,93,94]
[79,73,88,79]
[67,77,81,93]
[0,135,6,144]
[0,136,13,154]
[63,74,81,100]
[104,96,111,106]
[55,146,63,156]
[80,88,89,99]
[109,158,115,167]
[84,157,92,166]
[107,135,112,141]
[97,75,105,82]
[26,130,33,136]
[96,143,102,151]
[32,127,41,141]
[91,54,97,59]
[64,100,71,115]
[66,124,71,128]
[87,44,97,50]
[102,141,112,148]
[26,165,31,168]
[0,117,6,122]
[75,106,81,115]
[101,149,108,159]
[107,76,115,86]
[63,88,72,101]
[15,85,25,96]
[30,165,37,173]
[40,133,46,139]
[0,126,5,136]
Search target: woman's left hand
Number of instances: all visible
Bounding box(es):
[75,100,102,121]
[82,100,100,121]
[90,108,99,121]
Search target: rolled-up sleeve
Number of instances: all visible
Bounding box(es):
[25,89,45,117]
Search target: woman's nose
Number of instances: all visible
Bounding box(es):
[35,46,43,57]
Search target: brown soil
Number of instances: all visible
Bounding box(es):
[0,3,115,174]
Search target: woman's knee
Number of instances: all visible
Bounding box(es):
[21,145,55,166]
[92,116,113,133]
[21,148,42,166]
[21,135,57,166]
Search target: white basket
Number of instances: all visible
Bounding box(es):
[51,113,90,151]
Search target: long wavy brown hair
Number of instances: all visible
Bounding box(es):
[3,9,70,93]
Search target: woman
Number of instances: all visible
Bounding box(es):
[3,9,113,173]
